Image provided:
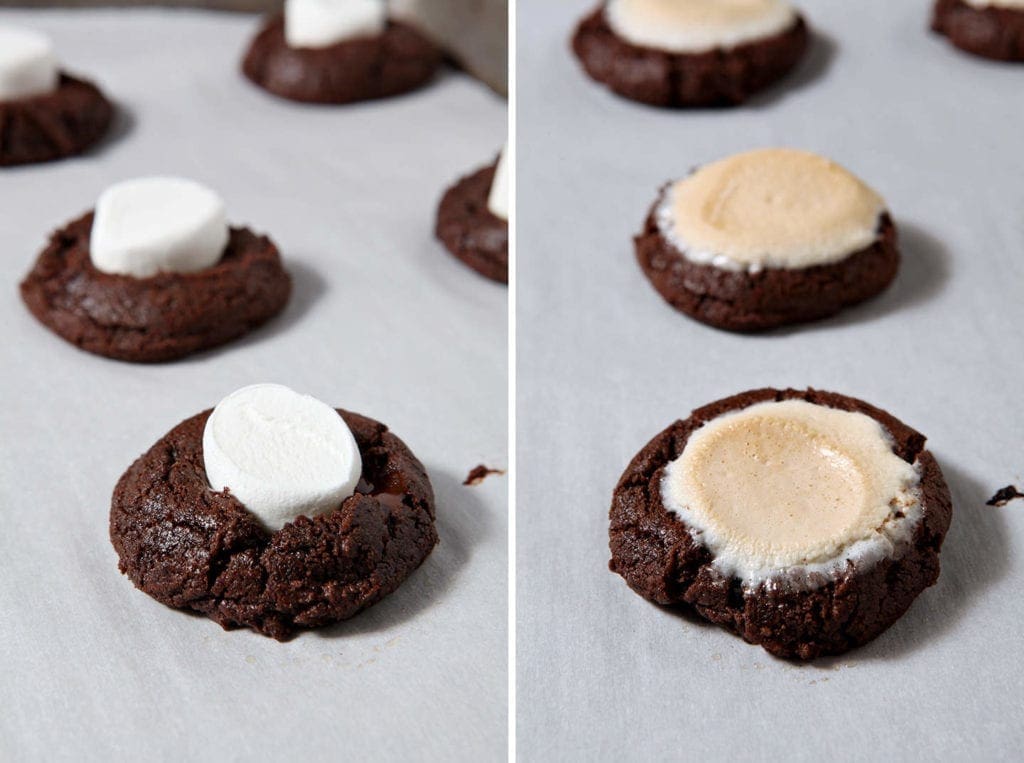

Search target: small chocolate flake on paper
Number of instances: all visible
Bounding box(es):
[986,485,1024,507]
[463,465,506,486]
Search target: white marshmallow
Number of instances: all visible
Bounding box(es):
[89,177,229,278]
[285,0,388,49]
[203,384,363,533]
[487,144,509,221]
[0,26,59,102]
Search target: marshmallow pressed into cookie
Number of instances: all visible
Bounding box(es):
[658,148,886,273]
[203,384,363,532]
[606,0,798,54]
[662,399,921,584]
[0,26,59,101]
[932,0,1024,61]
[487,144,510,221]
[284,0,387,49]
[90,177,229,278]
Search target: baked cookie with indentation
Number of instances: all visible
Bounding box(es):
[635,148,899,331]
[609,388,952,660]
[571,0,810,107]
[932,0,1024,61]
[110,384,438,640]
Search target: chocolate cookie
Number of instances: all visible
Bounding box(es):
[19,212,291,362]
[0,74,113,167]
[932,0,1024,60]
[110,408,437,640]
[609,388,953,660]
[241,14,442,104]
[436,162,509,284]
[571,4,809,107]
[636,149,900,331]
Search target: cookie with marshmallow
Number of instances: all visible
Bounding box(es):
[436,145,509,284]
[242,0,441,104]
[19,177,291,362]
[610,388,952,660]
[933,0,1024,60]
[0,25,114,167]
[110,384,438,640]
[635,148,900,331]
[572,0,810,107]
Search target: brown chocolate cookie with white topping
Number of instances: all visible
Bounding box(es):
[635,148,900,332]
[241,6,441,105]
[436,148,509,284]
[19,177,291,363]
[932,0,1024,61]
[110,385,438,641]
[0,26,114,167]
[571,0,809,107]
[610,388,952,660]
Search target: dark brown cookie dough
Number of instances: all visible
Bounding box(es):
[634,190,900,332]
[19,211,291,363]
[932,0,1024,61]
[609,388,953,661]
[110,408,438,641]
[436,162,508,284]
[571,5,809,107]
[0,74,114,167]
[241,14,442,104]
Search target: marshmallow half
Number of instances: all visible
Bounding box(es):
[89,177,230,278]
[487,144,510,221]
[203,384,363,533]
[662,399,922,585]
[0,26,59,102]
[285,0,388,49]
[658,148,886,272]
[605,0,797,54]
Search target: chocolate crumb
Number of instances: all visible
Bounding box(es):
[464,465,506,486]
[986,485,1024,507]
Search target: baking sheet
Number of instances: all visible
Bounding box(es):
[0,9,507,761]
[516,1,1023,760]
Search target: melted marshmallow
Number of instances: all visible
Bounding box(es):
[662,399,922,587]
[658,148,886,272]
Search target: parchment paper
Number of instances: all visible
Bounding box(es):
[517,1,1023,760]
[0,9,507,761]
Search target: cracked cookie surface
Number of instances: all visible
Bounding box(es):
[110,409,438,640]
[609,388,952,660]
[19,212,291,362]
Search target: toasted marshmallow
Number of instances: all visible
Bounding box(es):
[0,26,59,102]
[285,0,388,49]
[89,177,229,278]
[203,384,363,533]
[658,148,886,272]
[662,399,922,585]
[487,144,509,221]
[605,0,797,54]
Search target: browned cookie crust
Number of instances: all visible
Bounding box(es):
[19,212,291,363]
[609,388,953,660]
[241,14,442,104]
[0,74,114,167]
[635,189,900,332]
[110,408,438,641]
[436,162,508,284]
[571,5,809,107]
[932,0,1024,61]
